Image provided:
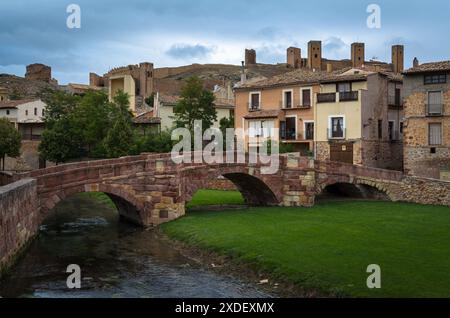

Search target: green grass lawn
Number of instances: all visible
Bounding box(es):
[162,196,450,297]
[186,190,245,208]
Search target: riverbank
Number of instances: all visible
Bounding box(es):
[161,200,450,298]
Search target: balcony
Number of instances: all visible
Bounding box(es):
[426,104,444,116]
[339,91,359,102]
[317,93,336,103]
[247,102,260,111]
[327,128,346,140]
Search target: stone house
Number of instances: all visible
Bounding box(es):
[403,60,450,180]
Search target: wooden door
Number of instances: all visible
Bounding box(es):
[330,142,353,164]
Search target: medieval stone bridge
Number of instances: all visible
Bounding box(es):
[2,152,450,273]
[4,152,450,227]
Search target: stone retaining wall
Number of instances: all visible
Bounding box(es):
[0,178,39,277]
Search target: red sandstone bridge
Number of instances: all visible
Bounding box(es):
[4,152,450,227]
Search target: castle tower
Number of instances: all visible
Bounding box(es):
[392,45,404,73]
[245,49,256,66]
[287,47,301,69]
[139,62,154,98]
[307,41,322,70]
[351,42,365,68]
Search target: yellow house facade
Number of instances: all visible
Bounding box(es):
[315,70,404,169]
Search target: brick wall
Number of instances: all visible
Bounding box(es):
[0,179,39,277]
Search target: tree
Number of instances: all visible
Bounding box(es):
[0,118,21,170]
[39,118,84,164]
[104,116,134,158]
[71,90,112,156]
[40,88,80,126]
[219,114,234,134]
[173,76,217,132]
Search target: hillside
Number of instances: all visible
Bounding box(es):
[154,63,293,96]
[0,74,57,99]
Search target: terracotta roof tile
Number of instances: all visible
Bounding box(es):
[0,98,40,109]
[244,110,281,119]
[133,111,161,124]
[403,61,450,74]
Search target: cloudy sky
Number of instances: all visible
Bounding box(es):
[0,0,449,84]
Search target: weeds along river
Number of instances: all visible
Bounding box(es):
[0,194,270,298]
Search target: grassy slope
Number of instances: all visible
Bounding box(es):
[162,199,450,297]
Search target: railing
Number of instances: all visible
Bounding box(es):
[427,104,444,116]
[327,128,346,139]
[317,93,336,103]
[247,102,260,111]
[339,91,359,102]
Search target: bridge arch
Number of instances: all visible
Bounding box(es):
[182,165,282,207]
[40,183,145,226]
[316,178,392,201]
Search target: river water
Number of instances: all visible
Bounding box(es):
[0,194,271,298]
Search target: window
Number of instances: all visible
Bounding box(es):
[378,120,383,139]
[42,109,45,116]
[388,121,395,141]
[34,107,37,116]
[305,122,314,140]
[424,74,447,85]
[249,120,274,138]
[429,123,442,145]
[301,89,311,107]
[283,91,292,108]
[249,93,260,110]
[25,110,28,116]
[330,117,345,139]
[395,88,401,106]
[249,121,262,137]
[262,121,275,138]
[282,117,297,140]
[400,122,404,134]
[427,91,443,115]
[6,110,10,115]
[337,82,351,93]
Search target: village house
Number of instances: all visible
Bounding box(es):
[402,60,450,180]
[0,98,46,140]
[234,69,322,154]
[234,42,405,170]
[154,88,235,132]
[0,98,47,171]
[315,69,404,170]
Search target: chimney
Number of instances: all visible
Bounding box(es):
[307,41,322,70]
[287,47,301,69]
[392,45,404,73]
[351,43,365,68]
[245,49,256,67]
[413,57,419,68]
[327,63,333,73]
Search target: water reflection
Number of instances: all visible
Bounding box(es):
[0,193,271,298]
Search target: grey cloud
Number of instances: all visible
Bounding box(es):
[166,44,215,59]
